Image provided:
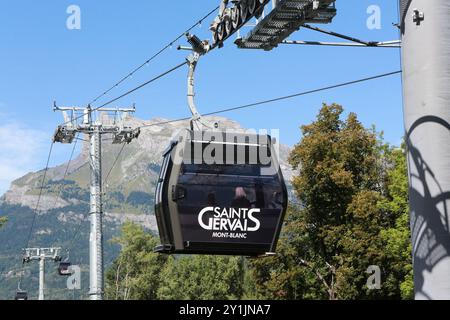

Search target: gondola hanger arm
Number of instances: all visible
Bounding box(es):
[179,33,219,131]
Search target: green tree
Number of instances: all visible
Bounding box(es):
[378,145,414,299]
[105,222,169,300]
[0,216,6,229]
[248,103,412,300]
[157,255,245,300]
[106,222,246,300]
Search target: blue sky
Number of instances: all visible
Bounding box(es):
[0,0,403,194]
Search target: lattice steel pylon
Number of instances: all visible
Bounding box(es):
[53,104,140,300]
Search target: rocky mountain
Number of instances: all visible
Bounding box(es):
[0,115,295,299]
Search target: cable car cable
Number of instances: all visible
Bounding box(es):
[88,5,219,106]
[14,138,80,295]
[4,7,204,292]
[15,137,77,293]
[97,61,188,109]
[13,40,401,293]
[57,61,188,128]
[17,141,55,289]
[65,214,87,266]
[49,134,79,213]
[73,136,89,143]
[64,142,127,262]
[137,70,402,130]
[82,69,403,254]
[65,141,126,266]
[24,142,55,248]
[89,6,220,104]
[103,143,127,188]
[201,70,403,116]
[42,135,81,272]
[57,24,399,129]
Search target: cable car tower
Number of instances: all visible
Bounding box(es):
[21,247,62,300]
[53,105,140,300]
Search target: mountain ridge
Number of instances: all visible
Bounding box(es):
[1,115,295,215]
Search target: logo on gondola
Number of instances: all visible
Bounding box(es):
[198,207,261,232]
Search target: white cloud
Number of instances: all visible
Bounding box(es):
[0,120,49,195]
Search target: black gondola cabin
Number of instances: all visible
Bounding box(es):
[154,130,288,256]
[58,262,72,276]
[15,290,28,300]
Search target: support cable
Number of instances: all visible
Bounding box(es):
[18,141,55,288]
[138,70,403,130]
[57,61,188,128]
[88,5,220,106]
[291,24,401,48]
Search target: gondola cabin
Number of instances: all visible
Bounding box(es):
[15,290,28,300]
[154,130,288,256]
[58,262,72,276]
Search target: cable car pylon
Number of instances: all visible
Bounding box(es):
[53,104,140,300]
[21,247,63,300]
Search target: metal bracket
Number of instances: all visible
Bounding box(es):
[186,52,202,129]
[282,24,401,48]
[412,9,424,25]
[23,247,62,262]
[282,39,401,48]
